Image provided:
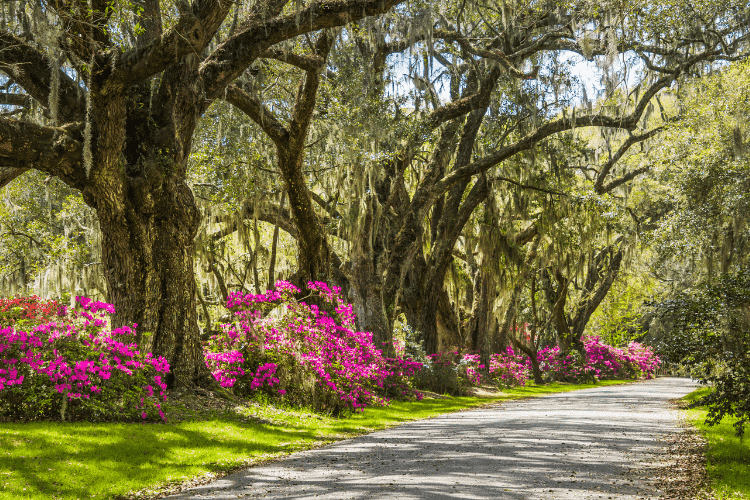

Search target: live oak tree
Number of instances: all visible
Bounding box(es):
[322,0,750,355]
[191,0,750,359]
[0,0,403,388]
[1,0,749,388]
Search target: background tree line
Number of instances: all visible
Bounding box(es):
[0,0,749,398]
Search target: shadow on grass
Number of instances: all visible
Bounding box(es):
[0,418,324,499]
[682,388,750,499]
[0,379,633,500]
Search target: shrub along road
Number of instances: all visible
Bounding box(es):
[167,377,698,499]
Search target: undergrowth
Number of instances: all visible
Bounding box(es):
[683,387,750,499]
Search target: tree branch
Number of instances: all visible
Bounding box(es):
[223,85,289,147]
[260,48,325,72]
[598,167,649,194]
[200,0,404,104]
[287,31,333,158]
[594,127,663,193]
[106,0,236,93]
[431,74,678,197]
[310,191,343,220]
[0,117,85,190]
[492,175,566,196]
[211,200,299,241]
[0,93,29,106]
[435,29,540,79]
[0,30,85,122]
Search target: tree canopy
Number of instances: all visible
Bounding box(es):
[1,0,749,392]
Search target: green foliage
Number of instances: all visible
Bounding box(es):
[650,61,750,284]
[655,269,750,436]
[590,273,655,346]
[684,388,750,499]
[0,170,98,301]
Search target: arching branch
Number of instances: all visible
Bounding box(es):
[594,127,663,193]
[223,85,289,147]
[0,30,85,122]
[211,200,299,241]
[200,0,404,104]
[431,74,680,198]
[260,48,326,72]
[0,117,85,190]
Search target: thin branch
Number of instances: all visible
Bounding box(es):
[492,175,566,196]
[598,167,649,194]
[594,127,663,193]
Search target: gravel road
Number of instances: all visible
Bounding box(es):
[167,377,698,500]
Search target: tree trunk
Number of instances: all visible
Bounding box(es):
[466,269,492,366]
[91,161,209,387]
[437,287,462,351]
[528,352,543,384]
[348,194,394,355]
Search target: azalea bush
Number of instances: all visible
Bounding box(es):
[459,353,485,385]
[489,347,529,388]
[0,296,169,422]
[486,338,660,387]
[204,281,423,416]
[584,336,660,380]
[414,351,492,395]
[0,296,67,329]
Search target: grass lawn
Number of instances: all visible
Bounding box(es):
[682,388,750,499]
[0,380,628,500]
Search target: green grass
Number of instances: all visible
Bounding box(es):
[682,388,750,499]
[0,380,627,500]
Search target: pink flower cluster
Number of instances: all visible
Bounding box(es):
[204,350,245,388]
[250,362,280,390]
[459,353,485,385]
[582,336,660,379]
[489,336,661,385]
[489,348,528,387]
[0,296,169,422]
[204,281,423,415]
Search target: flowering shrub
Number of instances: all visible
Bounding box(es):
[0,296,169,422]
[623,341,661,378]
[489,347,529,387]
[0,296,67,329]
[458,353,485,385]
[488,337,661,386]
[205,281,422,416]
[413,351,492,395]
[534,345,588,382]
